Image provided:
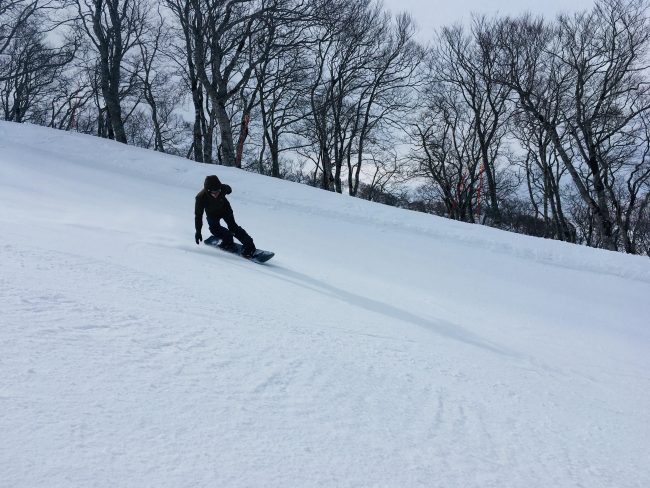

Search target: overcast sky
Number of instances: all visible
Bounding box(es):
[383,0,596,41]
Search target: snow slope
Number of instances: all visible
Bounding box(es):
[1,121,649,488]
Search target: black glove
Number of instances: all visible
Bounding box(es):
[195,231,202,245]
[222,184,232,195]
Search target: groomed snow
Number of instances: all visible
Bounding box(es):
[1,121,649,487]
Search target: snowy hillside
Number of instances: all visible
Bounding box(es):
[1,121,649,488]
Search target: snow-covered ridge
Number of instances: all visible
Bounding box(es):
[1,121,649,488]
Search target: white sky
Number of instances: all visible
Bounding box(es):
[383,0,596,41]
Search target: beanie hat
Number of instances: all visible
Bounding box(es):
[204,175,222,191]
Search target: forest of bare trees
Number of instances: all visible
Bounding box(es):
[1,0,649,255]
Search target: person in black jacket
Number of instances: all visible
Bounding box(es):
[195,175,256,257]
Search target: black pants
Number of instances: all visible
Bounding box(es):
[207,214,255,252]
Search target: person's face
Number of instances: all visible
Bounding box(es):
[208,189,221,199]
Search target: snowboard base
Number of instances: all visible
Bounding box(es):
[204,235,274,263]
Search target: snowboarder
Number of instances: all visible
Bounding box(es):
[194,175,256,258]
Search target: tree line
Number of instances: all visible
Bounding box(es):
[2,0,649,255]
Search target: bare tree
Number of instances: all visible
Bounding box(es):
[0,18,66,121]
[359,150,410,203]
[511,107,576,241]
[1,0,40,72]
[304,0,423,193]
[0,1,76,124]
[164,0,209,162]
[73,0,147,143]
[44,69,95,130]
[305,0,377,191]
[132,8,186,153]
[606,108,650,253]
[256,43,312,176]
[410,83,483,222]
[136,9,166,151]
[181,0,300,166]
[493,0,650,252]
[346,12,424,196]
[434,18,512,224]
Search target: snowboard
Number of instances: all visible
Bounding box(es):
[204,235,275,264]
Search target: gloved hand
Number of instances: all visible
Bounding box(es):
[222,184,232,195]
[195,231,202,245]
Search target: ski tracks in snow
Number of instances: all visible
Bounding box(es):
[1,235,649,485]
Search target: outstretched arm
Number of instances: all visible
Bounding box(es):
[195,193,205,244]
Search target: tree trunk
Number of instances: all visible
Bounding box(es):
[191,85,204,162]
[214,100,236,166]
[99,60,127,143]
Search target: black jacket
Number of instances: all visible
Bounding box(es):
[195,189,234,233]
